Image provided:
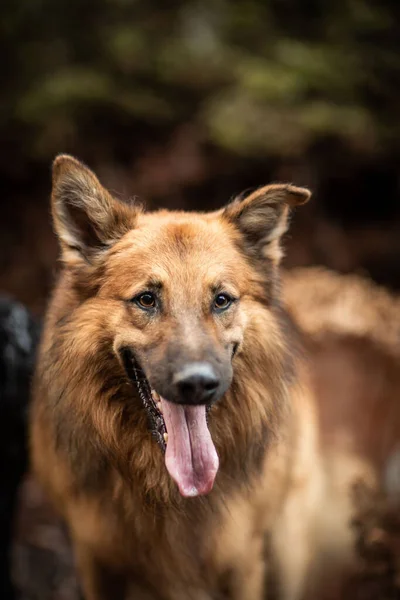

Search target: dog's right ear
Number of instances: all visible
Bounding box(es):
[51,155,137,266]
[223,183,311,266]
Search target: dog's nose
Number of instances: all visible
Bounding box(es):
[173,362,220,405]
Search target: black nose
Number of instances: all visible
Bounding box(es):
[173,362,220,405]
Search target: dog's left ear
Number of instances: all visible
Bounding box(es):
[223,184,311,263]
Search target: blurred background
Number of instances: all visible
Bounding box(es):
[1,0,400,315]
[1,1,400,599]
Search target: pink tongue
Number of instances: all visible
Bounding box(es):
[161,398,219,498]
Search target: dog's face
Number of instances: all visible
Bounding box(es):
[51,155,310,496]
[104,212,251,407]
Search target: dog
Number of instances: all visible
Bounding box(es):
[30,155,366,600]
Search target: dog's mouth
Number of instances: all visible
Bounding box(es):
[122,350,219,498]
[122,349,168,452]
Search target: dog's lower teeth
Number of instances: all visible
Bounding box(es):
[157,402,163,413]
[163,433,169,443]
[152,390,160,402]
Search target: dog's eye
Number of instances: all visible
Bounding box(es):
[214,294,233,311]
[134,292,156,310]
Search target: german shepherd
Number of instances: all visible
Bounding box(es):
[30,156,357,600]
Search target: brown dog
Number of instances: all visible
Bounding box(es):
[30,156,356,599]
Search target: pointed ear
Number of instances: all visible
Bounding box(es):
[51,155,138,265]
[223,183,311,264]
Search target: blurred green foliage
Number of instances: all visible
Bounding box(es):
[1,0,400,165]
[1,0,400,307]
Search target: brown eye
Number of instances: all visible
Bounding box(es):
[214,293,233,311]
[135,292,156,310]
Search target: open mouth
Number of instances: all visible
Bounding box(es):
[122,349,168,452]
[122,349,219,498]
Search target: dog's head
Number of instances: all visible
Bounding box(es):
[51,155,310,497]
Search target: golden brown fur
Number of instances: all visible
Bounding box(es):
[30,156,395,600]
